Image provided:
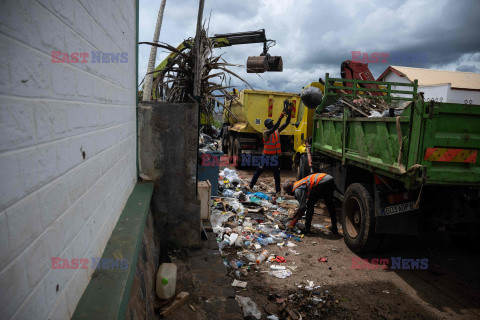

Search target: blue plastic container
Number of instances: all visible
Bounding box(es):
[198,150,224,196]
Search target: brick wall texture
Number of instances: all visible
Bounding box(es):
[0,0,137,318]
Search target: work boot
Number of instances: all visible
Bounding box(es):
[302,229,314,236]
[331,226,339,235]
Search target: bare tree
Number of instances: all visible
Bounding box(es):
[142,0,167,101]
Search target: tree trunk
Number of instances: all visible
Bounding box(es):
[142,0,167,101]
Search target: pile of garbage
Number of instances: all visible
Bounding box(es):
[320,96,407,118]
[211,167,307,274]
[209,167,342,319]
[198,125,220,153]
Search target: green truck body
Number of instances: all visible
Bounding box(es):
[307,74,480,253]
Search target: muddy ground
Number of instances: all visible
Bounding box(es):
[168,167,480,320]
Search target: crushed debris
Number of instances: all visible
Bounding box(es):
[320,96,409,118]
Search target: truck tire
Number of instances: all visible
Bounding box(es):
[234,137,242,168]
[297,153,309,180]
[228,135,234,163]
[342,183,382,253]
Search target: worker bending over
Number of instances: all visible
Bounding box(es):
[249,106,292,196]
[283,173,339,235]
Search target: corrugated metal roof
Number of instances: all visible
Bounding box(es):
[379,66,480,90]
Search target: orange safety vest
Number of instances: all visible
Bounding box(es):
[292,173,327,196]
[263,130,281,155]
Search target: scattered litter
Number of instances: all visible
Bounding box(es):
[231,279,248,288]
[279,287,338,318]
[236,295,261,319]
[270,265,286,270]
[275,256,286,263]
[286,241,297,247]
[383,290,390,294]
[267,315,279,320]
[318,257,328,262]
[288,249,300,256]
[269,269,292,278]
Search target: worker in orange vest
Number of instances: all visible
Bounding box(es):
[283,173,339,235]
[249,105,292,196]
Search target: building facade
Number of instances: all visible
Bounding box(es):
[377,66,480,104]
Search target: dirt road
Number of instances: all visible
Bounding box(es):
[170,167,480,320]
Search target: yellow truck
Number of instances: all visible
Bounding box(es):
[221,89,305,165]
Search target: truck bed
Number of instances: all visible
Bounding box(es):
[311,75,480,188]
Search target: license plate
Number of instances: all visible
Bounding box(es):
[382,201,416,215]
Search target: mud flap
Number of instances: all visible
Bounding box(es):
[375,212,419,235]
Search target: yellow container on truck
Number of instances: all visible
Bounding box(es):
[221,89,301,165]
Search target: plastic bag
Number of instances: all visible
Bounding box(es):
[236,296,261,319]
[220,168,241,185]
[222,189,235,198]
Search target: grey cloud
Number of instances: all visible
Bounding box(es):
[139,0,480,91]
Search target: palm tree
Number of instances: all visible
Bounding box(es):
[142,0,167,101]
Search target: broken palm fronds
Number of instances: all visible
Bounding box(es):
[140,28,253,121]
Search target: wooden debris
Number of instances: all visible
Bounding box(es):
[160,292,190,318]
[321,94,394,118]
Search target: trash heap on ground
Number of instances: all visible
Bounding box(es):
[209,167,340,319]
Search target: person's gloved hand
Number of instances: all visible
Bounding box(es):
[288,218,298,230]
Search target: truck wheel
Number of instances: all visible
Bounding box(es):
[228,135,234,163]
[297,153,309,180]
[342,183,382,253]
[234,137,242,168]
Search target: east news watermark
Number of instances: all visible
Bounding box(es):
[51,51,128,63]
[352,257,429,270]
[351,51,428,64]
[201,154,279,167]
[51,257,129,270]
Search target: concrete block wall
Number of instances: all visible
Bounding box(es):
[0,0,137,319]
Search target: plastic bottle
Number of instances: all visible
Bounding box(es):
[245,252,256,262]
[277,232,288,239]
[219,239,230,250]
[256,250,269,264]
[229,233,238,246]
[257,237,268,246]
[242,218,252,229]
[156,263,177,299]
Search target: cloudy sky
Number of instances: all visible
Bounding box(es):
[138,0,480,93]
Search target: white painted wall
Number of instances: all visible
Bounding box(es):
[0,0,137,319]
[420,84,450,103]
[382,72,480,104]
[448,88,480,104]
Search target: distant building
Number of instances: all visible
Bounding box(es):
[377,66,480,104]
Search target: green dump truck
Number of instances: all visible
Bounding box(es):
[300,74,480,253]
